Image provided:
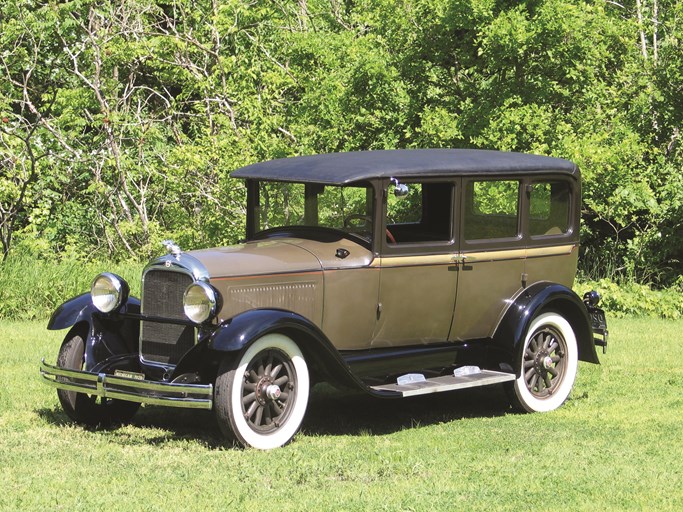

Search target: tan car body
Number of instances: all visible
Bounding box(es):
[193,239,577,351]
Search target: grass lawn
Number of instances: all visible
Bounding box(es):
[1,318,681,511]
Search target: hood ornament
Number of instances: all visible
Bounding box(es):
[162,240,182,258]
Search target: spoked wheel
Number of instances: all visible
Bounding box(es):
[56,327,140,427]
[214,333,309,449]
[509,312,578,413]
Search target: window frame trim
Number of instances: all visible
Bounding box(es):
[459,174,580,252]
[379,178,458,257]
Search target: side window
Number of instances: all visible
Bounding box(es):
[529,181,570,236]
[464,180,520,240]
[386,182,453,244]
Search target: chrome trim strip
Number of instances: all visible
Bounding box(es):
[40,359,213,410]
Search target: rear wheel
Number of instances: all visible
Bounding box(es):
[214,333,309,449]
[56,328,140,427]
[509,312,578,413]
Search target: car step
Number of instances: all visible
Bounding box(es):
[370,370,516,398]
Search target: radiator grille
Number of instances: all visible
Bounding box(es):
[140,269,195,365]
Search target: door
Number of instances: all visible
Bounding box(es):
[449,178,526,341]
[371,180,459,347]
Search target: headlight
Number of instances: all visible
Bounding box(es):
[183,281,219,323]
[91,273,129,313]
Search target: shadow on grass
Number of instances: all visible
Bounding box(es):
[36,383,513,448]
[303,383,512,436]
[36,405,226,449]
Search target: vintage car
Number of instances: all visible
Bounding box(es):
[41,149,608,449]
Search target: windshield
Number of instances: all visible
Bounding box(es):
[253,181,374,242]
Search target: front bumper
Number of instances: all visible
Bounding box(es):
[40,359,213,410]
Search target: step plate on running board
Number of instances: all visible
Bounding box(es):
[370,370,516,398]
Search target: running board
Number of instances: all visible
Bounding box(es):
[370,370,516,398]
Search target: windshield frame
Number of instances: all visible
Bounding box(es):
[244,179,378,249]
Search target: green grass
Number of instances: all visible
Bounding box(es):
[1,318,682,511]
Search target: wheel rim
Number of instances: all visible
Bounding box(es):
[240,348,297,434]
[523,326,567,398]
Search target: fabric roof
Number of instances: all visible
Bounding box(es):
[231,149,578,185]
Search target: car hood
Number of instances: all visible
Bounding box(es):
[188,236,374,279]
[189,239,322,279]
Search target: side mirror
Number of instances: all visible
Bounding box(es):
[390,178,410,199]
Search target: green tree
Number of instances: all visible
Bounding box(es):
[0,0,680,286]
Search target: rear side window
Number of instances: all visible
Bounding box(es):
[529,181,571,236]
[464,180,520,240]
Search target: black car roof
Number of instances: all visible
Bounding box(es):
[231,149,578,185]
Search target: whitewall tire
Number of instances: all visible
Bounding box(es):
[214,333,310,449]
[510,312,578,413]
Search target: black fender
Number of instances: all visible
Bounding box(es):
[206,308,372,392]
[48,293,99,331]
[492,282,600,372]
[47,293,142,372]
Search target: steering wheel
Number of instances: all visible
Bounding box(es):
[343,214,372,229]
[343,214,397,243]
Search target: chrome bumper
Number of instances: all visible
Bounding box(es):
[40,359,213,410]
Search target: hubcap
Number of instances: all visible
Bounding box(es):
[240,349,296,433]
[523,327,567,398]
[265,384,281,400]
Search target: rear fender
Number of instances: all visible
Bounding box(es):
[492,282,599,370]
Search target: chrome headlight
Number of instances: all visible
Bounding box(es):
[91,273,129,313]
[183,281,219,323]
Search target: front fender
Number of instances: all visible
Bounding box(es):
[208,309,322,352]
[208,309,368,391]
[492,282,599,367]
[48,293,98,331]
[47,294,142,372]
[48,293,141,331]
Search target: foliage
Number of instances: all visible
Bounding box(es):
[257,182,370,231]
[0,0,681,285]
[576,278,683,320]
[0,251,143,320]
[2,318,682,510]
[470,180,519,216]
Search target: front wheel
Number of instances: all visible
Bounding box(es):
[509,312,578,413]
[214,333,310,449]
[56,328,140,427]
